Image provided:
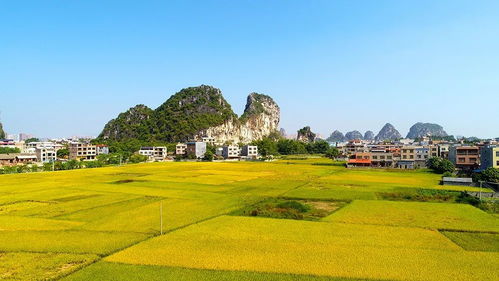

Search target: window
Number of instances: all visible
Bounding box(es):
[458,157,465,163]
[372,156,378,159]
[469,158,477,162]
[496,151,499,157]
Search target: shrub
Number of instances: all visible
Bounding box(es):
[276,201,310,213]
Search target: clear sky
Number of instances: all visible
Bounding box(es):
[1,0,498,139]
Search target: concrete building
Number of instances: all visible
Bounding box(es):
[186,142,206,159]
[202,136,216,145]
[347,152,372,167]
[222,146,240,159]
[400,146,416,161]
[96,144,109,155]
[343,140,367,155]
[449,145,480,170]
[138,147,167,161]
[175,143,187,155]
[370,147,395,168]
[241,145,258,158]
[0,154,37,166]
[480,145,499,170]
[438,144,450,159]
[36,147,56,163]
[414,147,430,168]
[69,142,97,161]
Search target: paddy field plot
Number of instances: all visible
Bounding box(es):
[0,159,497,280]
[106,216,498,281]
[323,199,499,231]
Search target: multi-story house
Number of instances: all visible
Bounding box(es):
[175,143,187,155]
[347,152,372,167]
[414,146,430,168]
[480,145,499,170]
[241,145,258,158]
[370,147,395,168]
[428,145,439,158]
[69,142,97,161]
[96,144,109,155]
[438,144,450,159]
[398,146,416,169]
[186,142,206,159]
[343,140,367,156]
[138,147,167,161]
[222,146,240,159]
[449,145,480,170]
[202,136,216,145]
[36,147,56,163]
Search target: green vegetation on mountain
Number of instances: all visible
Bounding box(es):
[152,85,237,142]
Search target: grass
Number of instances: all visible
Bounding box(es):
[0,159,497,280]
[0,252,97,280]
[230,198,346,220]
[62,262,371,281]
[106,216,498,281]
[323,200,499,232]
[441,231,499,252]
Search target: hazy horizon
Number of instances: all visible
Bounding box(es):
[1,1,498,139]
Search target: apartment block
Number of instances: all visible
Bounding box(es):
[36,147,56,163]
[449,145,480,170]
[175,143,187,155]
[222,146,240,159]
[241,145,258,158]
[69,142,97,161]
[414,147,429,168]
[480,145,499,170]
[186,142,206,159]
[138,147,167,161]
[96,144,109,155]
[347,152,372,167]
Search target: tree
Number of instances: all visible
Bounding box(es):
[25,138,40,143]
[251,137,278,157]
[57,148,69,159]
[306,140,330,154]
[129,154,148,163]
[0,147,20,154]
[426,157,455,174]
[203,150,214,161]
[473,167,499,183]
[325,147,340,159]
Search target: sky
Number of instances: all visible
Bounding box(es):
[1,0,498,139]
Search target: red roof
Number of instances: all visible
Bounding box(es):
[348,159,371,164]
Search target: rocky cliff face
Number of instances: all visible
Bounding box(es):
[297,126,316,143]
[327,130,346,142]
[0,122,5,139]
[99,86,280,144]
[406,122,448,139]
[345,130,363,140]
[375,123,402,141]
[364,131,374,141]
[197,93,280,144]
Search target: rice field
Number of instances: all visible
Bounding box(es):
[0,159,496,280]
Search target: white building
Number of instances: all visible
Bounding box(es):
[36,147,56,163]
[138,147,167,161]
[241,145,258,158]
[175,143,187,155]
[222,146,241,159]
[202,136,216,145]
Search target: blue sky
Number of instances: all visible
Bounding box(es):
[1,0,498,138]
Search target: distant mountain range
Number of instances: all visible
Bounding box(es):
[327,122,449,142]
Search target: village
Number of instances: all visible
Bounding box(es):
[1,132,498,174]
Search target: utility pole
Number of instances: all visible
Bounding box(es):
[479,181,483,200]
[52,160,55,172]
[160,201,163,235]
